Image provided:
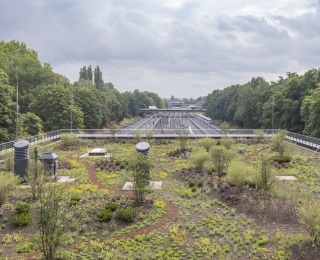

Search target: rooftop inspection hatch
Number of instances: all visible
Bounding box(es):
[88,148,106,156]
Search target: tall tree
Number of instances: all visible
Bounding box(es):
[94,66,104,90]
[32,85,83,131]
[87,65,93,81]
[0,79,16,142]
[0,40,55,113]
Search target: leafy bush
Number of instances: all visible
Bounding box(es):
[116,207,137,221]
[220,137,234,149]
[253,130,265,142]
[17,242,37,253]
[105,202,118,212]
[198,138,216,152]
[197,181,204,187]
[256,155,275,193]
[12,212,32,227]
[60,133,78,146]
[69,195,81,206]
[188,181,195,188]
[15,201,30,214]
[226,160,256,193]
[211,146,235,177]
[0,172,20,207]
[271,156,291,163]
[189,148,210,171]
[271,130,287,156]
[298,200,320,242]
[97,209,113,222]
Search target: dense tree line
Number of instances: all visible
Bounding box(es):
[0,40,167,142]
[204,70,320,137]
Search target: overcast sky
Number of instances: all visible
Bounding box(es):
[1,0,320,98]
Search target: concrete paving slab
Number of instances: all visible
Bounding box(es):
[275,176,298,181]
[57,176,76,183]
[122,181,163,190]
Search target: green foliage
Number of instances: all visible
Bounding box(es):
[132,130,142,143]
[13,201,32,227]
[298,200,320,242]
[0,172,20,206]
[189,148,210,171]
[116,207,137,221]
[144,130,154,143]
[177,129,188,150]
[256,155,275,193]
[0,82,16,142]
[131,153,151,206]
[301,84,320,137]
[27,161,48,200]
[38,184,72,260]
[220,121,230,135]
[60,133,78,146]
[19,112,42,136]
[97,209,113,222]
[226,160,256,193]
[17,242,37,253]
[69,195,81,206]
[32,84,84,131]
[198,137,216,152]
[197,181,204,187]
[253,130,265,142]
[188,181,195,188]
[105,202,118,212]
[271,130,287,156]
[12,212,32,227]
[15,201,30,213]
[211,146,235,177]
[219,137,234,149]
[271,156,291,163]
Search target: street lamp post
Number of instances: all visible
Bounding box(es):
[71,88,73,133]
[272,91,274,134]
[16,67,19,140]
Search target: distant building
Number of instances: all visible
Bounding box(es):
[170,101,185,107]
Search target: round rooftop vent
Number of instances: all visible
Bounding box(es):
[136,142,150,154]
[13,140,29,149]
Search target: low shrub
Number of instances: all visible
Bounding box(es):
[97,209,113,222]
[60,133,78,146]
[105,202,118,212]
[12,212,32,227]
[16,242,37,253]
[69,195,81,206]
[15,201,30,214]
[197,181,204,187]
[298,200,320,242]
[188,181,195,188]
[191,187,197,192]
[271,156,291,163]
[116,207,137,221]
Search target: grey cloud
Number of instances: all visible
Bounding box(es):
[1,0,319,97]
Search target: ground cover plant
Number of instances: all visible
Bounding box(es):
[0,136,320,259]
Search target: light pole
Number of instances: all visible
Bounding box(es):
[16,67,19,140]
[71,88,73,133]
[272,90,274,134]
